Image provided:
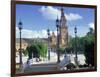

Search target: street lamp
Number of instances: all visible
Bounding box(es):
[56,17,60,63]
[74,26,78,66]
[47,28,50,60]
[18,20,23,65]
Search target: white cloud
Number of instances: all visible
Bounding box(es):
[16,27,57,38]
[89,22,94,29]
[65,13,82,21]
[39,6,61,20]
[39,6,82,21]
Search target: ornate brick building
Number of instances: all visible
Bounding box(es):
[50,8,68,49]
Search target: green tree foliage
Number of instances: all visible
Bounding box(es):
[22,49,28,56]
[59,47,65,54]
[67,36,85,54]
[67,28,95,54]
[66,27,95,66]
[84,28,95,66]
[84,40,94,66]
[26,42,47,59]
[36,42,47,58]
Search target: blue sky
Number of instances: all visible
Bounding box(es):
[16,4,95,38]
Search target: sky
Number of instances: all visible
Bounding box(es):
[16,4,95,38]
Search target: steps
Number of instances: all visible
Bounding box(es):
[24,63,58,73]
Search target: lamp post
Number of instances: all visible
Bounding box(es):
[56,18,60,63]
[47,29,50,60]
[74,26,78,66]
[18,21,23,65]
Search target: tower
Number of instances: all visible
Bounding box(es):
[59,8,68,48]
[50,8,68,49]
[50,32,57,48]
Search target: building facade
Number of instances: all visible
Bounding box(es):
[16,8,68,52]
[50,8,68,49]
[16,38,28,51]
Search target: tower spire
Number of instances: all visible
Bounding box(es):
[60,7,66,27]
[61,7,64,17]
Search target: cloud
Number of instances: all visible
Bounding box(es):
[16,27,34,38]
[39,6,82,21]
[39,6,60,20]
[88,22,94,29]
[66,13,82,21]
[16,27,57,38]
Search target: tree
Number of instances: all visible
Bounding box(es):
[84,40,94,66]
[66,27,95,66]
[26,46,32,59]
[22,49,28,56]
[67,36,85,54]
[84,28,95,66]
[37,43,48,58]
[26,42,48,60]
